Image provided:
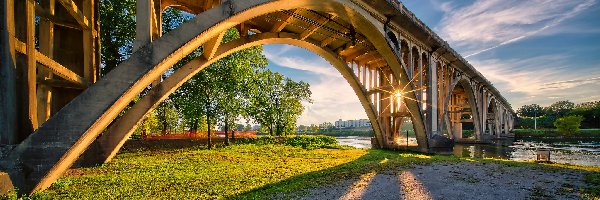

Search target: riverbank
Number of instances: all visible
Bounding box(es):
[2,140,599,199]
[515,129,600,139]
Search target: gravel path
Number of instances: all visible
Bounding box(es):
[298,162,588,200]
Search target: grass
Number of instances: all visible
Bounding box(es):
[2,140,600,199]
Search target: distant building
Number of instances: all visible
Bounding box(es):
[335,119,371,128]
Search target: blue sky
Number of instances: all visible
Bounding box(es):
[263,0,600,125]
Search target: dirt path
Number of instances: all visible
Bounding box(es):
[298,162,588,200]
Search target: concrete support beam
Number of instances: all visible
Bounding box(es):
[202,31,225,60]
[14,40,90,88]
[299,15,331,40]
[35,4,81,30]
[270,9,297,32]
[134,0,159,52]
[37,0,55,125]
[25,0,37,130]
[57,0,90,29]
[426,55,437,136]
[0,0,17,144]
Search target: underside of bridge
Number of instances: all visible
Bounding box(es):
[0,0,516,194]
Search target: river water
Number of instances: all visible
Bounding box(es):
[335,136,600,167]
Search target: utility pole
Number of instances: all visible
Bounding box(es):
[534,110,537,130]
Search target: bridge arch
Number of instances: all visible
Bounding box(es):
[443,75,482,140]
[1,0,429,193]
[486,96,499,136]
[83,32,386,165]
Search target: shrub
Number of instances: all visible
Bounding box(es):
[283,135,339,149]
[233,135,341,149]
[554,115,584,135]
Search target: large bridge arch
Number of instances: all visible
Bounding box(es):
[1,0,429,193]
[443,75,482,140]
[81,32,387,165]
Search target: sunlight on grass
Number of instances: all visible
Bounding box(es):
[379,158,389,164]
[399,153,431,159]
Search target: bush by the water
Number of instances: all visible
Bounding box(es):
[554,115,584,135]
[234,135,341,149]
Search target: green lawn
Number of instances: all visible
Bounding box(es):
[3,141,600,199]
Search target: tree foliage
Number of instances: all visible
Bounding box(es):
[554,115,584,135]
[544,100,575,118]
[99,0,136,75]
[249,70,312,136]
[515,100,600,129]
[517,104,543,118]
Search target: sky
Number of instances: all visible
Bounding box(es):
[262,0,600,126]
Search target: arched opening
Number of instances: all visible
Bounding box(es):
[411,47,420,83]
[487,98,498,136]
[400,40,410,68]
[386,31,399,51]
[444,78,481,141]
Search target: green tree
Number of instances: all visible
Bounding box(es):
[545,100,575,118]
[569,101,600,129]
[213,29,267,145]
[249,70,312,136]
[154,99,180,134]
[517,104,543,118]
[99,0,136,75]
[554,115,584,135]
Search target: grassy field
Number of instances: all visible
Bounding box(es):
[2,140,600,199]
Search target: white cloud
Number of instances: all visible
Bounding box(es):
[437,0,595,57]
[470,55,600,108]
[263,50,340,77]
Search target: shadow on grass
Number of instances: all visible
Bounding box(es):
[229,147,600,200]
[228,148,436,199]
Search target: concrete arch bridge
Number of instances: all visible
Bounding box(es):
[0,0,515,194]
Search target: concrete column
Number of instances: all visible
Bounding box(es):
[426,55,437,136]
[37,0,55,125]
[134,0,155,52]
[496,105,502,138]
[418,51,423,107]
[0,0,17,144]
[480,89,486,136]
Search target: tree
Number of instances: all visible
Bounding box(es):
[544,100,575,118]
[517,104,543,118]
[554,115,584,135]
[213,29,268,145]
[154,99,180,134]
[248,70,312,136]
[172,28,268,147]
[569,101,600,129]
[99,0,136,75]
[517,104,544,129]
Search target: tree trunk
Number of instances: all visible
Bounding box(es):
[207,115,212,149]
[269,125,273,136]
[224,120,230,146]
[231,129,235,141]
[191,118,198,133]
